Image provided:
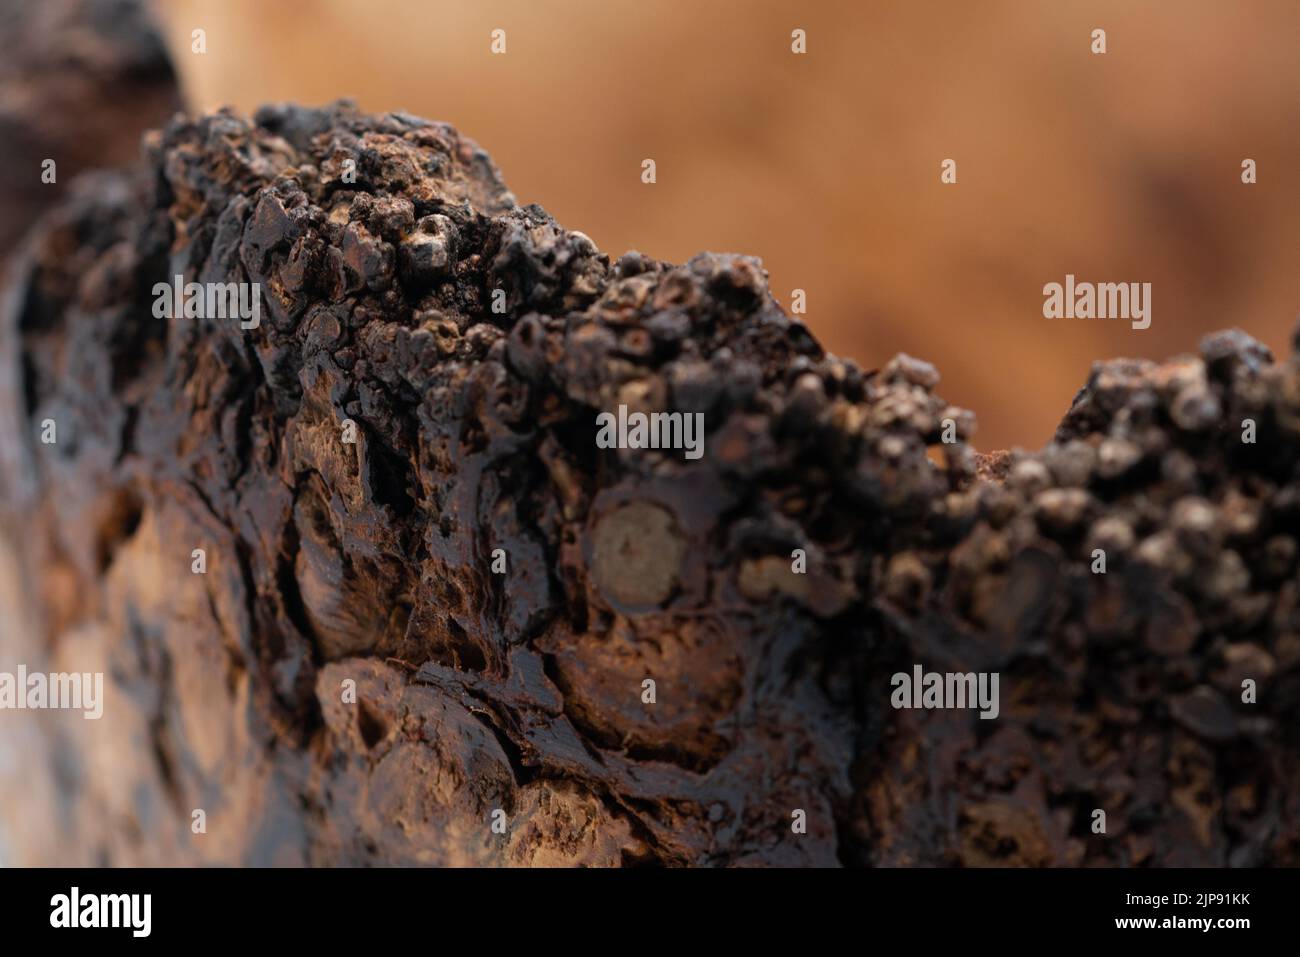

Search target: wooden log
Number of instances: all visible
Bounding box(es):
[0,102,1295,866]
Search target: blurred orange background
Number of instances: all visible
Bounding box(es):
[152,0,1298,451]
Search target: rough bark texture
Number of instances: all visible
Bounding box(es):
[1,102,1297,866]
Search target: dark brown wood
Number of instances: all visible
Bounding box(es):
[1,101,1295,866]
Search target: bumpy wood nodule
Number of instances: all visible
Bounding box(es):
[1,103,1296,866]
